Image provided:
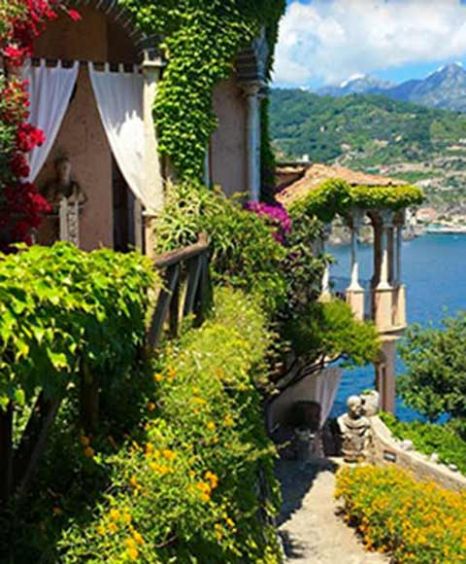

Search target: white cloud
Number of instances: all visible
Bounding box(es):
[273,0,466,86]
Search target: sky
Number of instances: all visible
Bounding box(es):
[273,0,466,89]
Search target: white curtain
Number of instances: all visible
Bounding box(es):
[89,63,158,212]
[268,367,342,430]
[24,60,79,182]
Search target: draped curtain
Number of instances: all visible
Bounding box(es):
[24,60,79,182]
[89,63,158,212]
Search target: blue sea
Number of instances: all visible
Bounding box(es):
[329,233,466,420]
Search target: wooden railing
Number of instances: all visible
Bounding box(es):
[147,233,212,349]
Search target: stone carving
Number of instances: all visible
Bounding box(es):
[337,395,372,462]
[44,157,87,246]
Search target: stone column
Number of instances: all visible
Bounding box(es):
[349,211,363,291]
[242,81,262,202]
[374,211,394,331]
[320,225,332,302]
[142,51,165,257]
[377,211,393,291]
[375,338,397,413]
[346,210,365,320]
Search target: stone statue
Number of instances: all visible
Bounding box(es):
[44,157,87,246]
[337,395,371,462]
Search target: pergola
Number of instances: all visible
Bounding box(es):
[277,163,424,412]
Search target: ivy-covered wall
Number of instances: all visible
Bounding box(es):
[120,0,286,183]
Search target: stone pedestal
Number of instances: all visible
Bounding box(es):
[374,287,394,332]
[346,288,365,321]
[394,284,407,328]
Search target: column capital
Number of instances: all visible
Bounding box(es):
[239,80,265,97]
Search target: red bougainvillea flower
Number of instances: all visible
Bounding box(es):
[0,0,79,250]
[67,9,81,22]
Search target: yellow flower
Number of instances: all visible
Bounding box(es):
[225,517,235,529]
[147,402,156,412]
[205,471,219,489]
[125,537,138,550]
[122,512,132,525]
[153,373,164,383]
[223,415,234,427]
[110,509,121,522]
[145,443,154,455]
[80,435,90,447]
[167,366,176,380]
[133,531,144,546]
[97,525,106,536]
[83,446,95,458]
[206,421,216,432]
[214,523,225,541]
[108,522,118,534]
[162,449,176,461]
[130,475,139,489]
[126,547,139,561]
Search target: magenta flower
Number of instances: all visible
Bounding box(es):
[245,201,292,244]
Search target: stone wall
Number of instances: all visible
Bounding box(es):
[370,415,466,492]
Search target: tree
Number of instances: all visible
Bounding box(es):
[398,313,466,437]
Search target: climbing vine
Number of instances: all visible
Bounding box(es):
[289,179,424,223]
[120,0,286,181]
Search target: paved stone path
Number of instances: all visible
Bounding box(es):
[277,458,389,564]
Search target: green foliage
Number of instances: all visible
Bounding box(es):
[336,465,466,563]
[398,313,466,434]
[0,243,155,410]
[289,178,423,223]
[120,0,286,181]
[282,299,379,367]
[155,183,287,313]
[281,207,326,314]
[270,88,466,165]
[290,179,352,223]
[349,184,424,210]
[57,287,281,563]
[380,412,466,475]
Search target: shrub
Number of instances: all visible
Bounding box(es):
[336,465,466,563]
[282,299,380,368]
[155,183,287,313]
[0,243,155,410]
[57,287,281,563]
[380,412,466,475]
[398,313,466,437]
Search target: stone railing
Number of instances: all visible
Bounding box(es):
[370,415,466,492]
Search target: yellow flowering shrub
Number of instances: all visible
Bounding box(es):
[336,465,466,563]
[58,287,281,563]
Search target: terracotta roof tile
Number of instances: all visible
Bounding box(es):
[276,163,405,206]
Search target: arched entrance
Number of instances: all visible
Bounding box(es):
[31,1,162,252]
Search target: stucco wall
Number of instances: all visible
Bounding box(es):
[210,74,247,197]
[33,6,138,250]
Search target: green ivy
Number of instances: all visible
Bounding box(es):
[119,0,286,181]
[289,178,424,222]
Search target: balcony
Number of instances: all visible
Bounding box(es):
[331,276,407,334]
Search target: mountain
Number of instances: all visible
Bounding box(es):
[269,88,466,211]
[318,75,393,97]
[389,64,466,111]
[317,63,466,112]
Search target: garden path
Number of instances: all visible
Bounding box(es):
[276,457,389,564]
